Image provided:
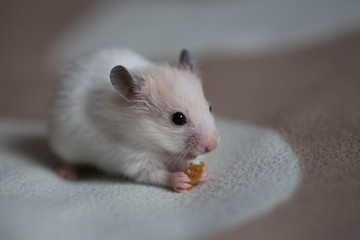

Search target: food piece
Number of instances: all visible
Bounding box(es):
[184,162,204,189]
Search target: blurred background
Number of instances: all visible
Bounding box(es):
[1,0,360,240]
[1,0,360,121]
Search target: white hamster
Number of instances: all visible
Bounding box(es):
[48,48,219,192]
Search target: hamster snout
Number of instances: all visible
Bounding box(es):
[204,130,219,153]
[191,129,220,154]
[205,137,218,153]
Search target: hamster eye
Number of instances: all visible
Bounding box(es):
[209,105,212,112]
[172,112,187,125]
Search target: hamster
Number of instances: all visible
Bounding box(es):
[48,48,219,192]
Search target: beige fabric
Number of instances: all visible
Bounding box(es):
[202,33,360,240]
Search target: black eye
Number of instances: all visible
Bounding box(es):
[172,112,187,125]
[209,105,212,112]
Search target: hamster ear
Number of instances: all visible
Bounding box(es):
[110,65,145,101]
[178,49,196,72]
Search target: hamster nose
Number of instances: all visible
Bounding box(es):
[205,138,218,153]
[204,130,219,153]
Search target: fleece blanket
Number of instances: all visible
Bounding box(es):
[0,118,299,240]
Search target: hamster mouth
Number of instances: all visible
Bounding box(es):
[185,153,197,160]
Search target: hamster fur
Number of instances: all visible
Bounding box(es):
[48,48,219,192]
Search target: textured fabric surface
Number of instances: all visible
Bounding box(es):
[0,119,299,240]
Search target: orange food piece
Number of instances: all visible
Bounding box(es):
[184,162,204,189]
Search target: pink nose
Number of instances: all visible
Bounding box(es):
[205,138,218,153]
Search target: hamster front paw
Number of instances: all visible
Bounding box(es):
[198,165,208,183]
[170,172,192,193]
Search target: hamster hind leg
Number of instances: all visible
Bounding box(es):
[56,162,78,180]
